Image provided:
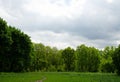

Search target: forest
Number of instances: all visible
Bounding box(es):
[0,17,120,75]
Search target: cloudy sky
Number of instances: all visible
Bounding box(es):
[0,0,120,49]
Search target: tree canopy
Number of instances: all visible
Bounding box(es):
[0,18,33,72]
[76,44,100,72]
[62,47,75,71]
[112,45,120,75]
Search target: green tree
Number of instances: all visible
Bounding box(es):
[100,46,115,73]
[76,44,100,72]
[0,18,12,72]
[48,47,64,72]
[88,47,100,72]
[32,43,47,71]
[62,47,75,71]
[45,46,53,71]
[112,45,120,75]
[76,44,88,72]
[0,17,33,72]
[32,44,64,72]
[9,26,33,72]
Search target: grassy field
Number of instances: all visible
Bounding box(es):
[0,72,120,82]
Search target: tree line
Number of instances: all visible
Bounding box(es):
[0,18,120,75]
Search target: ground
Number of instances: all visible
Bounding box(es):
[0,72,120,82]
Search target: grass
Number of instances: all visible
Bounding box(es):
[0,72,120,82]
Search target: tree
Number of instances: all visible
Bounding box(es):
[32,44,64,72]
[76,44,88,72]
[112,45,120,75]
[48,47,64,72]
[100,46,115,73]
[9,26,33,72]
[76,44,100,72]
[0,18,12,72]
[88,47,100,72]
[62,47,75,71]
[32,43,47,71]
[0,17,33,72]
[0,18,12,71]
[45,46,53,71]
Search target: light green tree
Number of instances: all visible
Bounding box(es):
[100,46,115,73]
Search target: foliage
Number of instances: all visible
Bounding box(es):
[112,45,120,75]
[62,47,75,71]
[76,44,100,72]
[100,46,115,73]
[32,43,47,71]
[0,18,12,71]
[0,17,33,72]
[9,26,33,72]
[32,43,63,72]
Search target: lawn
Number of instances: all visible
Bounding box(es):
[0,72,120,82]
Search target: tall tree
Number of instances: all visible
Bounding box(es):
[88,47,100,72]
[100,46,115,73]
[0,18,12,71]
[0,17,33,72]
[76,44,88,72]
[112,45,120,75]
[9,26,33,72]
[32,43,47,71]
[62,47,75,71]
[48,47,64,71]
[76,44,100,72]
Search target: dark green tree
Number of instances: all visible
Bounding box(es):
[9,26,33,72]
[112,45,120,75]
[62,47,75,71]
[0,18,12,72]
[0,17,33,72]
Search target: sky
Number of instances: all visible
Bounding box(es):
[0,0,120,49]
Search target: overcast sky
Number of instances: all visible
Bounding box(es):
[0,0,120,49]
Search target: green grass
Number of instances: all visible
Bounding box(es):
[0,72,120,82]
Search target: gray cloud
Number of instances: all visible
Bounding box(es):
[0,0,120,49]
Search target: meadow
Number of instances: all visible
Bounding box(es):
[0,72,120,82]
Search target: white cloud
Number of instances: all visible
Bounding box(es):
[106,0,114,4]
[23,0,85,19]
[25,30,105,49]
[0,7,12,21]
[116,40,120,45]
[25,30,89,49]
